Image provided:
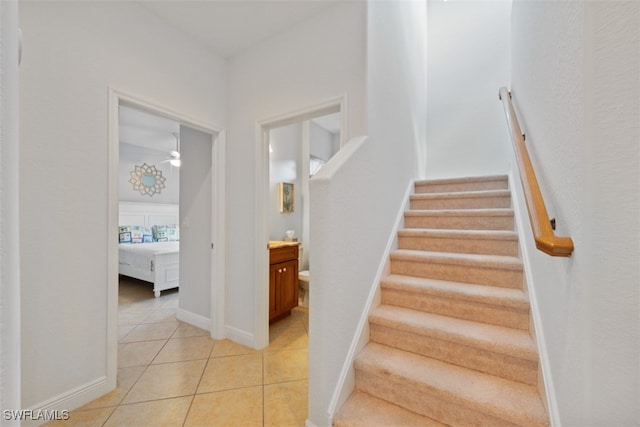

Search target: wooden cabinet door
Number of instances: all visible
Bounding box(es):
[278,259,298,313]
[269,263,279,320]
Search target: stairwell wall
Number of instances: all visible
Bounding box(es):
[308,1,427,425]
[425,0,512,179]
[510,1,639,425]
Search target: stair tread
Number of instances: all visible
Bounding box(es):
[391,249,523,270]
[411,189,511,199]
[334,390,447,427]
[356,343,549,426]
[370,305,537,360]
[398,228,518,240]
[381,274,529,309]
[415,175,508,186]
[406,208,514,216]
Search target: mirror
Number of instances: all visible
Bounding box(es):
[129,163,166,197]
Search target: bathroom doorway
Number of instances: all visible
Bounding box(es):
[268,113,341,295]
[255,96,347,348]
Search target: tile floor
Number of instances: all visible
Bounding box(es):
[45,276,309,427]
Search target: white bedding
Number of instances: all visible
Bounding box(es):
[119,241,180,297]
[119,241,180,271]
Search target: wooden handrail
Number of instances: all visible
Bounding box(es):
[498,87,574,257]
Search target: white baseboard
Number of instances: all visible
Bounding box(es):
[224,325,255,349]
[508,169,561,427]
[176,308,211,332]
[21,377,110,427]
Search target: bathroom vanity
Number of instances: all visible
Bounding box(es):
[268,241,299,322]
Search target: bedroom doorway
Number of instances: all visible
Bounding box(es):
[108,89,226,391]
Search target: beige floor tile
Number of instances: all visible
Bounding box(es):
[131,295,171,311]
[173,322,210,338]
[118,310,152,326]
[152,336,214,364]
[267,324,308,352]
[78,366,146,410]
[42,407,114,427]
[198,353,263,394]
[118,324,136,341]
[264,380,308,427]
[104,396,192,427]
[211,339,260,358]
[118,340,166,368]
[161,295,179,309]
[122,359,206,404]
[184,386,263,427]
[142,308,177,324]
[120,321,179,343]
[264,348,308,384]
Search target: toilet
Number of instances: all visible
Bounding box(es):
[298,270,310,308]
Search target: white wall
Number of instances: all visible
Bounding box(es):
[19,1,226,410]
[511,1,639,425]
[225,1,366,341]
[0,0,21,422]
[269,123,304,243]
[308,1,428,425]
[179,126,213,323]
[426,0,511,179]
[119,143,180,204]
[310,121,337,161]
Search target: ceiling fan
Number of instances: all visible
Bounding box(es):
[161,133,181,167]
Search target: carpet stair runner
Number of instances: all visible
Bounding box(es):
[333,175,550,427]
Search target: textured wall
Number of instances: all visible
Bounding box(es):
[19,1,226,409]
[511,1,639,424]
[0,1,21,422]
[426,0,512,179]
[225,1,366,338]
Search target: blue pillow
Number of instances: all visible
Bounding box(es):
[152,225,179,242]
[119,226,153,244]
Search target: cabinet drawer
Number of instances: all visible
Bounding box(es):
[269,244,298,264]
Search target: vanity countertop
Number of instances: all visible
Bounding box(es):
[268,240,300,249]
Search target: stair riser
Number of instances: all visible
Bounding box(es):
[370,324,538,386]
[381,288,530,330]
[404,215,514,231]
[398,235,519,257]
[415,180,508,194]
[390,259,523,289]
[354,370,520,427]
[410,196,511,210]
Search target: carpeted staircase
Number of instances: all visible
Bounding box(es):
[333,175,550,427]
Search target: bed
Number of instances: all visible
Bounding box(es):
[119,202,180,297]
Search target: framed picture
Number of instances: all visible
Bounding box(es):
[279,182,294,213]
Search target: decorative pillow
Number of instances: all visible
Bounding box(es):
[119,226,153,244]
[152,225,179,242]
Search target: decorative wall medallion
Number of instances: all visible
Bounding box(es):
[129,163,166,196]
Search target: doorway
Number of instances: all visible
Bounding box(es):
[255,96,347,348]
[107,89,226,390]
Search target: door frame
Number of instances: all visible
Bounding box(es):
[253,95,348,348]
[107,88,226,387]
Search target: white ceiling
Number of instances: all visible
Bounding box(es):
[119,106,180,153]
[137,0,338,58]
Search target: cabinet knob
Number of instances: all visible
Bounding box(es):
[278,269,282,273]
[283,268,287,272]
